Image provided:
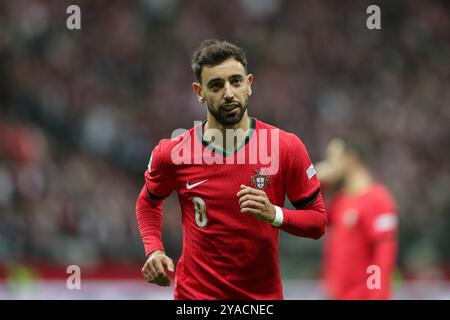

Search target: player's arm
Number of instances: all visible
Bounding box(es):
[136,186,175,286]
[280,134,327,238]
[278,191,327,239]
[135,140,175,286]
[370,237,397,299]
[237,134,327,239]
[363,203,398,299]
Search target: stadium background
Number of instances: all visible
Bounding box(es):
[0,0,449,299]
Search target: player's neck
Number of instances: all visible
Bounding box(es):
[204,113,250,152]
[342,167,373,196]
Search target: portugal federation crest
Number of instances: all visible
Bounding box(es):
[251,168,271,190]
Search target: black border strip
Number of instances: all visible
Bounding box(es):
[291,187,321,209]
[146,187,169,200]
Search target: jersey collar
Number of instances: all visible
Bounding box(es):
[196,117,256,157]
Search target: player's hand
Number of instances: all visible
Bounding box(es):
[237,184,276,223]
[141,250,174,287]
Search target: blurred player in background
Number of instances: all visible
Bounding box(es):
[316,137,398,299]
[135,39,327,299]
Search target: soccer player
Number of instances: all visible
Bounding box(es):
[316,137,398,299]
[135,39,327,299]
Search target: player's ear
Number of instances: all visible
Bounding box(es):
[246,74,254,96]
[192,82,205,103]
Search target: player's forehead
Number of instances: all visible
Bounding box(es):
[201,57,246,84]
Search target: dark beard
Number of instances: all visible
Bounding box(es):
[206,97,248,126]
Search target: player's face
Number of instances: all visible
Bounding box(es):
[194,58,253,126]
[324,139,350,184]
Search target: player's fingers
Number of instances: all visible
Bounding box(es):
[141,262,151,277]
[162,256,175,272]
[144,271,154,283]
[241,207,260,215]
[153,258,167,278]
[142,264,153,282]
[144,268,156,282]
[240,200,265,210]
[141,266,149,280]
[237,186,264,198]
[244,185,266,196]
[147,261,159,280]
[238,194,264,205]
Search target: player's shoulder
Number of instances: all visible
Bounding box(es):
[254,118,305,150]
[152,126,196,157]
[364,183,397,211]
[370,183,395,202]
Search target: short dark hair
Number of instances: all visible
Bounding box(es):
[191,39,248,83]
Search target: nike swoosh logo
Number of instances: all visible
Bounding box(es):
[186,179,208,190]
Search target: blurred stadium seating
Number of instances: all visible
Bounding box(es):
[0,0,449,298]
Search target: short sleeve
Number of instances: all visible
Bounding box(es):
[361,190,398,242]
[285,134,321,208]
[144,139,176,199]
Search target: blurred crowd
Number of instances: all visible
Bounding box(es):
[0,0,449,278]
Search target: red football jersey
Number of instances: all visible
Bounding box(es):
[136,117,327,299]
[322,183,398,299]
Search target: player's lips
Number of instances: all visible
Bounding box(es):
[222,102,240,111]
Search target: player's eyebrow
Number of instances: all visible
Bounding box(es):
[229,74,244,80]
[206,78,224,87]
[207,74,243,87]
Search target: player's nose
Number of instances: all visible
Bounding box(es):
[223,82,234,100]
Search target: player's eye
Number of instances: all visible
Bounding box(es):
[209,82,222,91]
[231,78,242,86]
